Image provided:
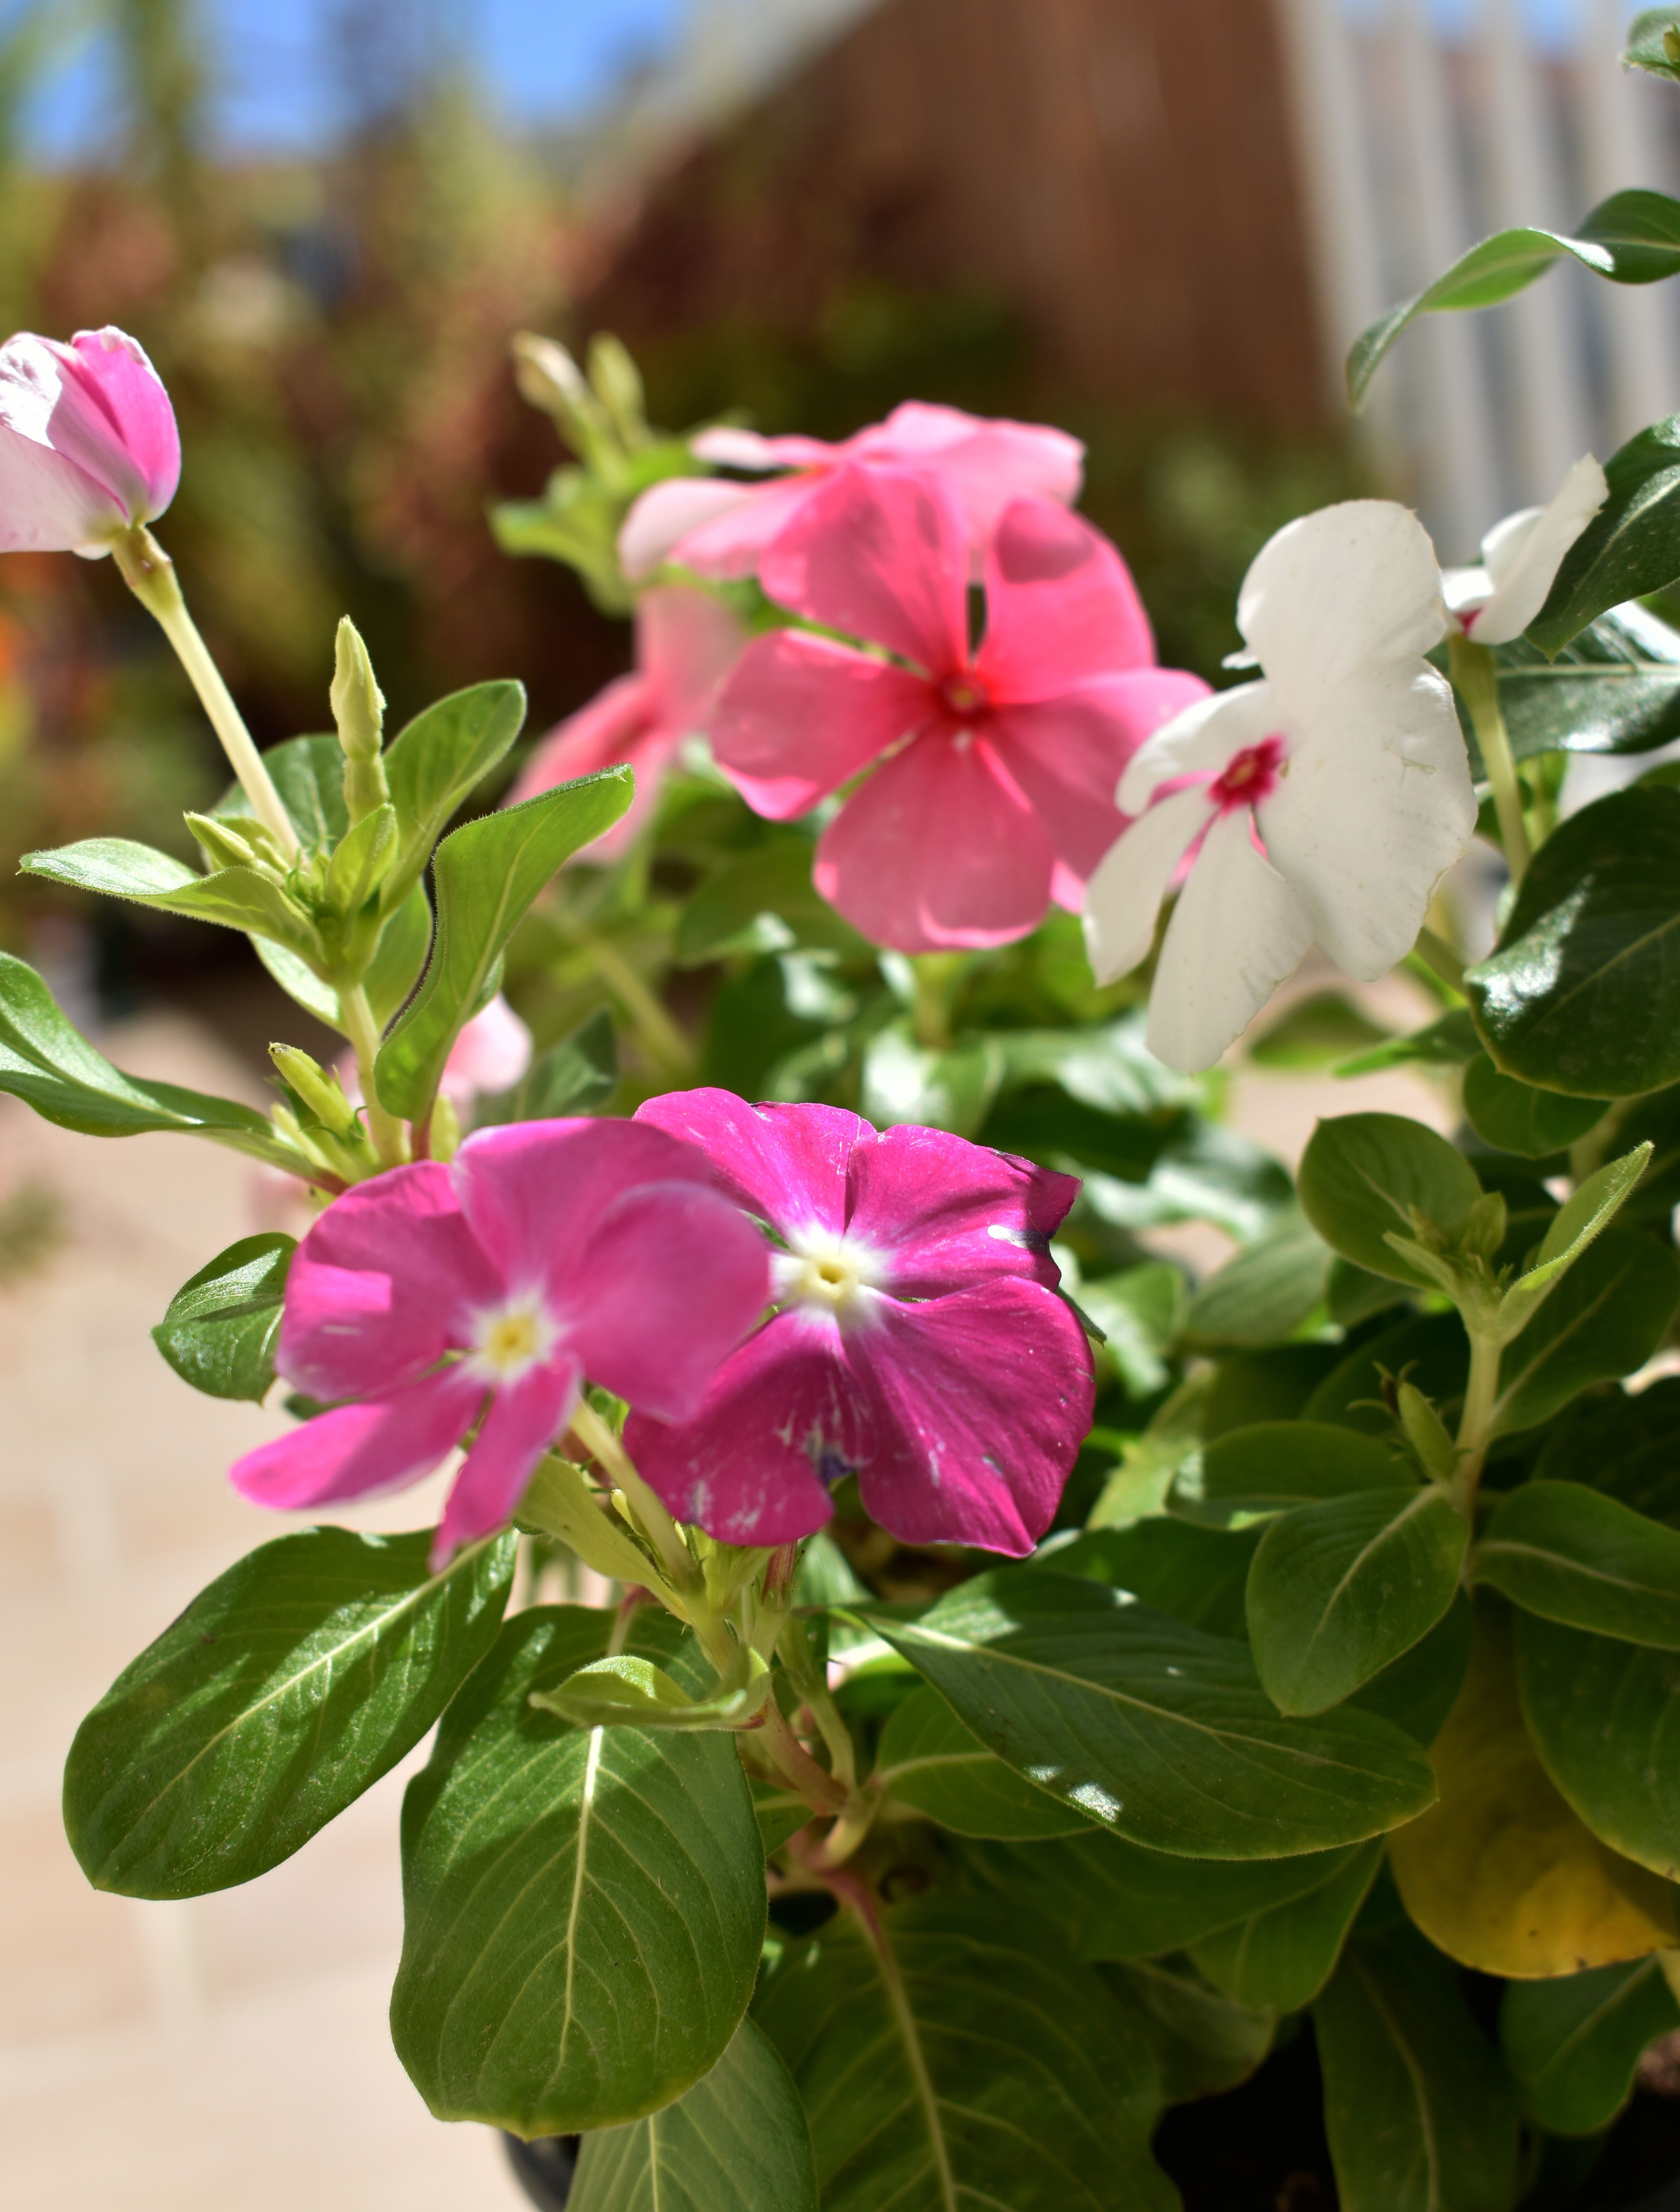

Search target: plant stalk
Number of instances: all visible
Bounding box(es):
[1411,925,1466,997]
[1451,1326,1504,1514]
[568,1399,702,1606]
[337,980,406,1169]
[1449,633,1530,888]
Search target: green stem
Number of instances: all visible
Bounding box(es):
[556,916,693,1079]
[777,1612,857,1790]
[758,1697,849,1815]
[337,981,406,1169]
[569,1399,704,1608]
[1411,925,1466,998]
[111,525,299,858]
[1449,633,1530,888]
[1451,1326,1504,1515]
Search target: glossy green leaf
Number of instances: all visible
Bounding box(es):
[1533,415,1680,653]
[473,1007,616,1126]
[151,1233,293,1402]
[531,1652,773,1732]
[1498,1144,1655,1344]
[1467,785,1680,1097]
[1314,1926,1522,2212]
[1349,190,1680,407]
[1247,1487,1468,1716]
[568,2018,818,2212]
[1473,1479,1680,1646]
[1463,1055,1606,1159]
[64,1527,515,1898]
[1181,1206,1329,1350]
[1493,1228,1679,1436]
[1305,1310,1468,1436]
[1501,1956,1680,2136]
[1298,1113,1485,1287]
[1537,1378,1680,1526]
[391,1605,764,2134]
[994,1009,1197,1117]
[1627,8,1680,80]
[859,1568,1436,1858]
[1477,605,1680,757]
[0,951,297,1164]
[19,837,323,964]
[1045,1518,1259,1639]
[874,1684,1092,1840]
[1081,1117,1293,1244]
[753,1897,1173,2212]
[1516,1611,1680,1877]
[375,768,632,1120]
[1335,1006,1480,1075]
[1171,1420,1412,1528]
[382,679,528,908]
[1074,1261,1184,1397]
[1186,1837,1382,2012]
[1099,1957,1274,2104]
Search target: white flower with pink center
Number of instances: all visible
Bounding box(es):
[1441,453,1606,645]
[1083,500,1476,1073]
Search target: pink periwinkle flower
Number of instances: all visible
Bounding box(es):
[0,326,180,555]
[619,401,1084,582]
[508,584,744,857]
[229,1119,771,1565]
[707,467,1210,951]
[625,1090,1095,1555]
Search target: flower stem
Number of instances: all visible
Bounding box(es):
[1449,633,1530,888]
[555,915,693,1080]
[111,525,299,859]
[568,1398,701,1604]
[1451,1325,1504,1515]
[1411,925,1466,997]
[337,980,406,1169]
[758,1696,849,1815]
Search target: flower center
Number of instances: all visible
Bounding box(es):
[1210,736,1287,813]
[467,1292,560,1384]
[773,1226,888,1317]
[940,672,988,719]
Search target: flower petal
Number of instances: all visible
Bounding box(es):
[569,1179,770,1421]
[1147,806,1314,1071]
[1237,501,1446,723]
[1257,666,1475,980]
[0,333,131,550]
[853,402,1084,553]
[638,582,746,726]
[847,1280,1095,1554]
[815,729,1054,951]
[759,465,969,674]
[228,1367,480,1512]
[448,1119,718,1299]
[690,426,834,470]
[977,500,1156,698]
[432,1356,581,1566]
[617,476,762,579]
[276,1163,499,1402]
[1081,781,1210,986]
[62,327,180,520]
[1470,455,1607,645]
[844,1122,1077,1295]
[625,1310,854,1543]
[989,671,1210,881]
[1117,681,1277,813]
[711,629,932,818]
[635,1089,867,1240]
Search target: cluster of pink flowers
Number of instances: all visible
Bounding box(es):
[515,396,1208,953]
[232,1098,1094,1562]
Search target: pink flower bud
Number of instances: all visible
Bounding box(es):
[0,325,180,556]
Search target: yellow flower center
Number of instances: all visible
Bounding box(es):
[467,1294,559,1383]
[775,1229,887,1316]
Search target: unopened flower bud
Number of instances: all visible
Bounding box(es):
[1458,1190,1508,1263]
[1664,25,1680,68]
[587,333,647,450]
[1397,1381,1458,1486]
[512,331,610,461]
[270,1043,361,1139]
[331,617,389,823]
[185,811,262,873]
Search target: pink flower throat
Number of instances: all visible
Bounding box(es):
[939,672,989,718]
[1210,736,1286,813]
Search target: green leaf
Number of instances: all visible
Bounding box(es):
[568,2018,818,2212]
[1533,415,1680,654]
[1248,991,1392,1068]
[1247,1487,1468,1716]
[1462,1055,1606,1159]
[375,768,632,1121]
[19,837,323,964]
[391,1605,765,2133]
[473,1007,616,1126]
[1335,1007,1480,1076]
[874,1683,1093,1839]
[1099,1957,1274,2104]
[531,1652,774,1732]
[1171,1420,1412,1528]
[752,1780,811,1855]
[858,1568,1436,1858]
[1467,785,1680,1097]
[249,881,433,1037]
[859,1020,1000,1137]
[1298,1114,1485,1287]
[1187,1837,1382,2011]
[1305,1310,1468,1436]
[1181,1206,1330,1350]
[1501,1956,1680,2137]
[1493,1228,1680,1436]
[1347,1591,1475,1747]
[1475,605,1680,758]
[1537,1378,1680,1526]
[1473,1479,1680,1646]
[1348,191,1680,407]
[1517,1611,1680,1877]
[1314,1926,1522,2212]
[1081,1118,1293,1244]
[217,732,347,846]
[382,679,528,908]
[1073,1262,1185,1397]
[753,1897,1173,2212]
[1498,1143,1655,1344]
[150,1233,293,1402]
[994,1009,1197,1117]
[0,951,298,1165]
[674,837,865,964]
[64,1526,515,1898]
[1046,1518,1259,1639]
[1627,7,1680,80]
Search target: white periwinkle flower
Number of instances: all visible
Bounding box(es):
[1082,500,1476,1074]
[1442,453,1606,645]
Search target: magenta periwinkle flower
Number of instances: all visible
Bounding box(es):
[0,326,180,554]
[625,1092,1095,1555]
[229,1120,771,1564]
[708,467,1209,952]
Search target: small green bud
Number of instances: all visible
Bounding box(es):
[185,811,262,873]
[586,333,648,450]
[326,802,396,917]
[1458,1189,1508,1263]
[512,331,611,462]
[1397,1382,1458,1486]
[1664,24,1680,68]
[331,617,390,824]
[270,1043,360,1139]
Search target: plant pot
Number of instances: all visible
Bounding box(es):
[503,2132,578,2209]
